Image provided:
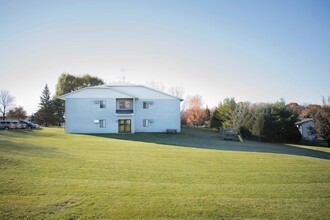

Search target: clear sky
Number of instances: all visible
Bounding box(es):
[1,0,329,114]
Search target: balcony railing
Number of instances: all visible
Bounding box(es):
[116,109,133,114]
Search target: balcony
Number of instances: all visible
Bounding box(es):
[116,98,134,115]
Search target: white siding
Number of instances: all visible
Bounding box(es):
[299,121,316,141]
[134,99,181,132]
[65,98,135,134]
[62,85,181,134]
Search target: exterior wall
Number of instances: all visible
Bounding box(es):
[65,98,135,134]
[298,121,316,141]
[63,86,181,134]
[134,99,181,133]
[65,98,180,134]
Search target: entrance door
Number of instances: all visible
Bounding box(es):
[118,119,131,133]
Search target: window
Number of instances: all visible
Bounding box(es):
[116,99,133,114]
[99,119,106,128]
[100,100,106,108]
[143,119,150,127]
[118,100,132,109]
[116,99,133,110]
[143,101,149,109]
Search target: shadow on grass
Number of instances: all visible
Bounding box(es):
[0,128,58,138]
[86,128,330,160]
[0,136,70,160]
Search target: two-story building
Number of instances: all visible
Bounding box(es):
[58,83,182,134]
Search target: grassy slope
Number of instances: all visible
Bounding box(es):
[0,128,329,219]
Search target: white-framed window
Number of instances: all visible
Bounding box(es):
[143,101,149,109]
[143,119,151,127]
[100,100,106,108]
[99,119,106,128]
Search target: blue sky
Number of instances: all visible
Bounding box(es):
[0,0,329,114]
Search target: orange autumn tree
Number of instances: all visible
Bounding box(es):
[187,95,204,127]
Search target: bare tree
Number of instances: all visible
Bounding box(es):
[232,102,250,129]
[0,90,15,120]
[168,86,184,99]
[168,86,185,112]
[145,81,165,92]
[322,96,330,106]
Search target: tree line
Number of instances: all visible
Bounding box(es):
[1,73,328,146]
[182,96,330,146]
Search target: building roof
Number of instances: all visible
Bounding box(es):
[57,83,183,101]
[57,85,137,100]
[105,84,184,101]
[295,118,314,125]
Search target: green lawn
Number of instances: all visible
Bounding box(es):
[0,128,330,219]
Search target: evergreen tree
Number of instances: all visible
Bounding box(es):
[30,113,36,123]
[53,98,65,126]
[35,84,56,126]
[202,105,211,126]
[210,108,222,129]
[251,110,265,139]
[248,102,300,142]
[210,98,236,129]
[238,101,301,143]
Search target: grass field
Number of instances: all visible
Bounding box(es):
[1,128,330,219]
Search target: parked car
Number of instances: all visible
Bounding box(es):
[0,121,12,130]
[19,120,40,129]
[9,120,27,129]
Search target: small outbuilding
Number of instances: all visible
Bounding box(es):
[295,118,316,141]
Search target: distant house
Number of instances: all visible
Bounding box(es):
[58,83,182,134]
[295,118,316,141]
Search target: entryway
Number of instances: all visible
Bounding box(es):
[118,119,131,133]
